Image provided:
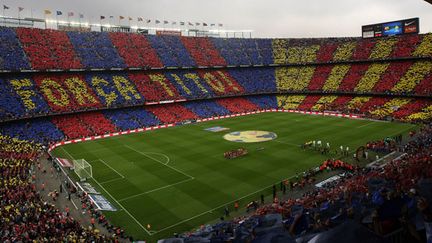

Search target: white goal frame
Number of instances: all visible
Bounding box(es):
[73,159,92,181]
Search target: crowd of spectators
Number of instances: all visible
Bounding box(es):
[1,93,431,146]
[217,97,260,113]
[16,28,83,70]
[52,112,118,140]
[392,61,432,94]
[319,159,356,172]
[0,103,430,242]
[3,110,431,242]
[67,31,126,69]
[109,32,164,68]
[147,35,196,67]
[413,34,432,57]
[1,27,431,71]
[0,135,121,241]
[1,26,432,242]
[0,27,30,70]
[181,37,227,67]
[406,105,432,122]
[369,98,412,118]
[0,60,431,122]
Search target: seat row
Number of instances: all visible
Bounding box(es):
[1,95,430,145]
[1,26,431,70]
[1,63,431,122]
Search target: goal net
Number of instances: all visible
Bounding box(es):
[73,159,92,181]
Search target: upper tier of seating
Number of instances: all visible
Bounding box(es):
[0,27,431,71]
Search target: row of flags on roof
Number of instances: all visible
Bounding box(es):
[3,5,24,12]
[2,5,223,27]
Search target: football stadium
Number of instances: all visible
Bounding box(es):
[1,0,432,242]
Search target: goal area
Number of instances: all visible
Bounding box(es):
[73,159,92,181]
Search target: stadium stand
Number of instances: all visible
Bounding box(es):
[67,31,126,69]
[146,103,199,124]
[109,32,164,69]
[0,135,125,241]
[0,27,30,70]
[180,36,227,67]
[183,100,231,118]
[0,25,431,242]
[147,35,196,67]
[104,107,160,130]
[16,28,83,70]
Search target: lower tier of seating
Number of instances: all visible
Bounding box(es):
[0,94,431,145]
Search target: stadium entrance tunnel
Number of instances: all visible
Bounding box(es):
[223,130,277,143]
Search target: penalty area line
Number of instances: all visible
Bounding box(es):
[97,159,125,179]
[124,145,193,179]
[117,177,194,202]
[57,149,152,235]
[91,176,153,235]
[143,152,170,165]
[100,177,125,185]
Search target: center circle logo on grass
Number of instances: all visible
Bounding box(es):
[223,130,277,143]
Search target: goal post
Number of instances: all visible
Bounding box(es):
[73,159,92,181]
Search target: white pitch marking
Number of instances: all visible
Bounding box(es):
[57,148,151,235]
[117,177,194,202]
[358,121,374,128]
[142,152,170,165]
[72,146,116,156]
[124,145,194,179]
[272,139,299,147]
[60,146,76,161]
[91,175,153,235]
[100,177,125,185]
[97,159,125,179]
[152,174,300,235]
[70,197,79,210]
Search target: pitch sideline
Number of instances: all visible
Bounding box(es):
[117,177,194,202]
[150,173,300,235]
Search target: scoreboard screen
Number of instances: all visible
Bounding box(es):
[362,18,419,38]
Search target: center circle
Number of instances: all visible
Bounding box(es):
[223,130,277,143]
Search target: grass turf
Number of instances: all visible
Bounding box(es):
[51,112,416,241]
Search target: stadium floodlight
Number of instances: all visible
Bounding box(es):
[73,159,92,181]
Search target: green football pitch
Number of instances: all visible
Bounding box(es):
[51,112,416,241]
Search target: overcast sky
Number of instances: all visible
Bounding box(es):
[3,0,432,37]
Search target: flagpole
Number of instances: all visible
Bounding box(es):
[18,9,21,26]
[2,6,5,27]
